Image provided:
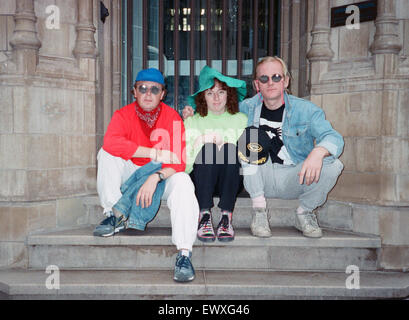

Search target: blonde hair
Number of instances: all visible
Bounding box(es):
[253,56,291,80]
[253,56,291,94]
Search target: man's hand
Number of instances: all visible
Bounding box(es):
[152,149,181,164]
[182,105,194,120]
[136,174,160,208]
[298,147,329,185]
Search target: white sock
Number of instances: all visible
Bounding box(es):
[297,206,306,215]
[180,249,190,257]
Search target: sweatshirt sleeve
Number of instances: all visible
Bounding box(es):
[161,113,186,173]
[102,110,139,160]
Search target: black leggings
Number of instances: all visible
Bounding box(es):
[191,143,241,212]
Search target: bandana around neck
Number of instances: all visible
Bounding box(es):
[134,102,162,129]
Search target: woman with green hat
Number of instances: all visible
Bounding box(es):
[184,66,248,242]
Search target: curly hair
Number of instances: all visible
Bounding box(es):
[195,79,239,117]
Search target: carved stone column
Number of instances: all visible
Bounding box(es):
[73,0,97,58]
[306,0,333,85]
[370,0,402,55]
[9,0,41,74]
[306,0,333,62]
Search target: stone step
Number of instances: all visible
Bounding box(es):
[84,196,348,229]
[0,269,408,300]
[27,226,381,272]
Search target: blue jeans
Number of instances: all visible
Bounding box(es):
[242,158,344,211]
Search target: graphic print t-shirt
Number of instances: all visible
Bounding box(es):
[259,103,294,165]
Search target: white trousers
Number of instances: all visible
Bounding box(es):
[97,148,199,251]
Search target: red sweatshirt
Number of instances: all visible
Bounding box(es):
[102,102,186,172]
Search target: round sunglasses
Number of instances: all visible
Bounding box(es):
[137,84,162,95]
[257,74,283,84]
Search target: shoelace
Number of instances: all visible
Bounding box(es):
[304,212,319,228]
[198,213,213,234]
[177,255,191,269]
[217,215,229,232]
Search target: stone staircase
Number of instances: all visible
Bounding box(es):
[0,196,408,300]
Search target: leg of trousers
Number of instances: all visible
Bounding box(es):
[193,143,240,212]
[97,148,199,251]
[243,158,344,211]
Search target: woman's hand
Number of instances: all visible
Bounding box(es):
[182,105,194,120]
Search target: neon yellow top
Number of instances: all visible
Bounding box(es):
[184,110,248,173]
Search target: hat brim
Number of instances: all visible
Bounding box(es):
[187,66,247,110]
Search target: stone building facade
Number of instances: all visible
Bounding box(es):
[0,0,408,270]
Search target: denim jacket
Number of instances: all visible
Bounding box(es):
[239,92,344,164]
[113,161,165,230]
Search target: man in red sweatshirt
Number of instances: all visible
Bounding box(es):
[94,68,199,282]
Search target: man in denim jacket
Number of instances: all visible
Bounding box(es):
[183,57,344,238]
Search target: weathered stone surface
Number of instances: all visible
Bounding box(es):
[0,203,57,241]
[37,19,76,58]
[0,242,27,269]
[331,172,380,203]
[356,137,380,172]
[397,175,409,202]
[0,86,13,133]
[26,168,95,201]
[0,0,15,15]
[379,207,409,246]
[13,86,85,134]
[0,170,27,201]
[56,197,88,228]
[322,92,383,137]
[398,90,409,138]
[352,204,380,236]
[380,246,409,271]
[317,201,353,231]
[339,23,371,60]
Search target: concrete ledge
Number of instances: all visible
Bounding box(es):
[27,227,381,248]
[26,227,381,272]
[0,269,408,300]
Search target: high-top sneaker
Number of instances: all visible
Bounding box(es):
[250,207,272,237]
[216,211,235,242]
[197,210,215,242]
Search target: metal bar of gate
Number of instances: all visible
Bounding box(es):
[222,0,227,75]
[159,1,164,72]
[127,0,133,102]
[189,0,195,95]
[174,0,180,109]
[268,0,275,56]
[206,0,211,66]
[253,0,259,70]
[237,0,242,78]
[142,0,148,68]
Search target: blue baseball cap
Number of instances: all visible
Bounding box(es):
[135,68,165,86]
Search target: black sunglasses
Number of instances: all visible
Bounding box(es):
[137,84,162,95]
[257,74,283,84]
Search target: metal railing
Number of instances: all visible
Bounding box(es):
[126,0,280,110]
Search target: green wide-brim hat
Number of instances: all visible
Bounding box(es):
[187,65,247,110]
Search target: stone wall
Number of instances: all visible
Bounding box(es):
[0,0,98,267]
[300,0,408,269]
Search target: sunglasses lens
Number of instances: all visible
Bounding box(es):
[272,74,282,82]
[258,75,269,84]
[138,85,161,95]
[138,85,148,94]
[150,86,160,95]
